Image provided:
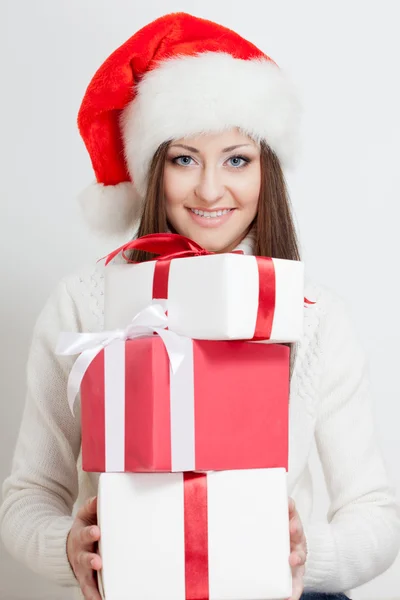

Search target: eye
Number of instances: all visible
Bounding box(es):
[227,155,250,168]
[172,155,195,166]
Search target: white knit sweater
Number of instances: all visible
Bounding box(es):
[1,237,400,597]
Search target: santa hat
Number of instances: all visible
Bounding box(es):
[78,12,301,236]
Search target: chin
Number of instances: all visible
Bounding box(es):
[188,231,234,253]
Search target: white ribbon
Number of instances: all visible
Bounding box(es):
[56,303,187,415]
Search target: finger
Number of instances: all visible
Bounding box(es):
[296,549,307,566]
[81,575,102,600]
[290,573,304,600]
[77,497,98,525]
[289,550,301,568]
[289,517,304,542]
[287,566,305,600]
[289,549,306,568]
[90,553,103,571]
[80,525,101,547]
[77,550,99,571]
[290,540,306,560]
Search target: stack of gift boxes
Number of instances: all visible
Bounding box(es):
[58,234,305,600]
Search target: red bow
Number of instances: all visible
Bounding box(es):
[104,233,219,265]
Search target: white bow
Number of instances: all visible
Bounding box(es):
[56,303,187,414]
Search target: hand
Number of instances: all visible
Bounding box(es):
[67,496,103,600]
[287,497,307,600]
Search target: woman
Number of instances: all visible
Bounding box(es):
[1,12,399,600]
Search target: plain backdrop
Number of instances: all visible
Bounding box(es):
[1,1,399,599]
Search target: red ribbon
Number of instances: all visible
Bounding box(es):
[104,233,212,265]
[254,257,275,341]
[153,259,171,300]
[184,472,209,600]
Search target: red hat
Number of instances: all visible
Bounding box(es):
[78,12,301,235]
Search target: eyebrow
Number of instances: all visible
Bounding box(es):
[169,143,252,153]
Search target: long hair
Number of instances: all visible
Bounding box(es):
[129,140,301,263]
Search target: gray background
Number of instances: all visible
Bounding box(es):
[1,1,399,598]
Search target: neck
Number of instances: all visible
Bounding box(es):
[233,229,256,256]
[164,226,256,256]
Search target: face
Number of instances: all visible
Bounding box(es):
[163,129,261,253]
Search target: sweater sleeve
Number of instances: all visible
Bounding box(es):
[303,292,400,592]
[0,280,82,587]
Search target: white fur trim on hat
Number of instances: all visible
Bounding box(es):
[78,181,143,236]
[121,52,302,197]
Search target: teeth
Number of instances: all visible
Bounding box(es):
[190,208,232,218]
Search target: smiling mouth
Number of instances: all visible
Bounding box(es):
[189,208,234,219]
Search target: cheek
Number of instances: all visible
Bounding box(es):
[163,168,191,209]
[235,171,261,212]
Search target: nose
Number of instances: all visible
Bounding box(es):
[194,167,225,205]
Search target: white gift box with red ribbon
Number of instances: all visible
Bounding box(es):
[104,252,304,342]
[97,469,292,600]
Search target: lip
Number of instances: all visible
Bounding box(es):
[186,207,235,228]
[187,207,235,212]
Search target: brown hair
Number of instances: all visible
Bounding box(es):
[129,140,301,263]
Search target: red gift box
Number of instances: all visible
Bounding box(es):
[80,336,289,473]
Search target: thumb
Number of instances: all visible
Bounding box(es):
[76,496,98,525]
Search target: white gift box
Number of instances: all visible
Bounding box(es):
[104,253,304,341]
[97,469,292,600]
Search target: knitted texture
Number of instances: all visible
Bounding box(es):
[1,247,400,596]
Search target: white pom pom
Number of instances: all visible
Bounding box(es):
[78,181,143,236]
